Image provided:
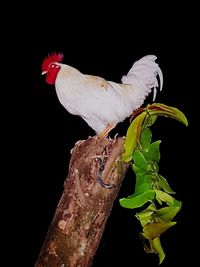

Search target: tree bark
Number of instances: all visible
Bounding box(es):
[35,136,128,267]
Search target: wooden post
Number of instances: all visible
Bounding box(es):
[35,136,128,267]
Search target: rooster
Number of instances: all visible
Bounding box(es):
[42,53,163,136]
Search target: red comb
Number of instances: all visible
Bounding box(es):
[42,52,64,71]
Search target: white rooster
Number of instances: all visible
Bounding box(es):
[42,53,163,136]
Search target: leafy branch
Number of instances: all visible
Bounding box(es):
[120,103,188,264]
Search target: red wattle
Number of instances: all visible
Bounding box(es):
[46,67,60,84]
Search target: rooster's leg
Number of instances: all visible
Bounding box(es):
[99,123,116,138]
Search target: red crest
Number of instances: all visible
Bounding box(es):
[42,52,64,72]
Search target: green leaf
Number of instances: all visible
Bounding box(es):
[143,140,161,163]
[143,221,177,263]
[143,221,177,240]
[155,189,182,208]
[136,182,153,194]
[147,103,188,127]
[152,237,165,264]
[144,114,158,128]
[123,112,147,162]
[131,164,145,175]
[136,210,154,226]
[158,175,175,194]
[134,172,154,195]
[132,150,149,171]
[119,190,155,209]
[136,203,157,226]
[156,206,180,221]
[141,128,152,151]
[155,189,174,206]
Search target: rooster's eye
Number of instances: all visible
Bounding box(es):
[50,64,59,69]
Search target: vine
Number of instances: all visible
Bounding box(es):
[120,103,188,264]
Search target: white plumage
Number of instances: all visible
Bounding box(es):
[42,54,163,135]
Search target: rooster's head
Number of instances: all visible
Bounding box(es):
[42,52,63,84]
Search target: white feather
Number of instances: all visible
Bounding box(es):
[121,55,163,101]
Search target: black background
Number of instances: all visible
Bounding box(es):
[8,2,198,267]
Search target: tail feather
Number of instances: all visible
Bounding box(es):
[121,55,163,101]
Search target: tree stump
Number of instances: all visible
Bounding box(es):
[35,136,128,267]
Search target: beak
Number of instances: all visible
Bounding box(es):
[41,71,47,75]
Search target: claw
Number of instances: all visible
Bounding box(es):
[97,174,116,189]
